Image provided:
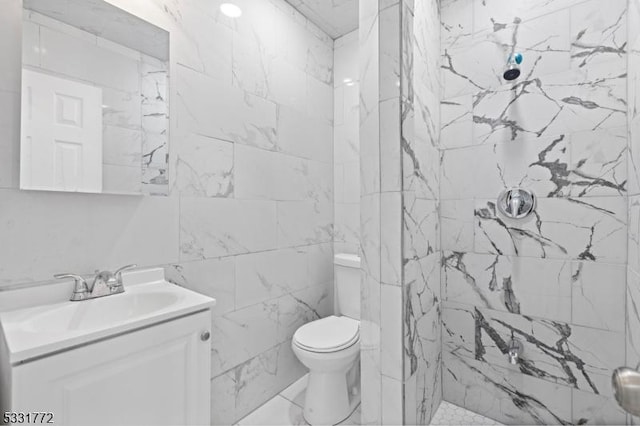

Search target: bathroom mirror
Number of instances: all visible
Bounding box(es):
[20,0,170,195]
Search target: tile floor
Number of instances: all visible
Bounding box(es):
[430,402,503,425]
[237,374,360,426]
[236,374,502,426]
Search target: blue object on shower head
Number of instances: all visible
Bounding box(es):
[514,53,523,64]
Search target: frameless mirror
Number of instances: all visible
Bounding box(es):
[20,0,170,195]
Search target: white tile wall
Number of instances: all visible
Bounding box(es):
[0,1,335,425]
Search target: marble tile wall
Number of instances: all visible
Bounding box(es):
[0,0,334,424]
[359,0,402,424]
[334,30,360,256]
[440,0,630,423]
[629,0,640,423]
[402,0,442,424]
[359,0,442,424]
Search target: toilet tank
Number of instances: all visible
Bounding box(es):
[334,253,361,320]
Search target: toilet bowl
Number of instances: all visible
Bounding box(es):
[291,254,361,426]
[292,315,360,425]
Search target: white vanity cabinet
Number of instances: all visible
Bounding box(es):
[0,272,215,426]
[8,310,211,426]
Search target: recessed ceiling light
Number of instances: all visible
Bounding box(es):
[220,3,242,18]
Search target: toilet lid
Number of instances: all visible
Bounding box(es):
[294,315,360,353]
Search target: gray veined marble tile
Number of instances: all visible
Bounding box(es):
[235,144,327,202]
[381,284,403,380]
[380,98,402,193]
[404,292,441,380]
[278,105,333,164]
[471,61,627,146]
[403,83,440,199]
[334,202,360,247]
[442,302,624,395]
[627,268,640,369]
[361,346,382,425]
[440,94,473,149]
[234,248,308,310]
[210,300,279,377]
[400,0,413,105]
[381,376,403,425]
[403,195,439,260]
[572,387,627,425]
[474,196,627,262]
[165,257,235,317]
[233,341,306,421]
[380,192,402,286]
[440,199,475,252]
[470,134,571,199]
[168,2,232,83]
[629,195,640,274]
[179,198,277,261]
[444,9,573,98]
[473,0,593,35]
[442,252,571,323]
[359,103,381,196]
[567,126,627,197]
[276,200,333,248]
[569,0,628,69]
[404,254,440,334]
[174,133,234,198]
[571,261,626,332]
[440,0,473,54]
[211,372,237,426]
[443,351,572,425]
[276,283,333,344]
[176,64,277,151]
[379,4,401,102]
[441,128,627,200]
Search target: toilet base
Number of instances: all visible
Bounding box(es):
[303,369,360,426]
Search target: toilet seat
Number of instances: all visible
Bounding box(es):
[293,315,360,353]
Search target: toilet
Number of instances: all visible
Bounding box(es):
[292,253,361,426]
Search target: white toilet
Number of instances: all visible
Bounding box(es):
[292,253,361,426]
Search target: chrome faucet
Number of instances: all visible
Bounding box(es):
[497,188,536,219]
[507,335,523,365]
[510,191,523,217]
[55,264,137,301]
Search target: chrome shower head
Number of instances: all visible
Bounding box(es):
[503,53,523,81]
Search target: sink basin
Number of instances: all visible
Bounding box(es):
[23,291,180,333]
[0,272,216,363]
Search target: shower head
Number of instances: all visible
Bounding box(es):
[503,53,523,81]
[503,65,521,81]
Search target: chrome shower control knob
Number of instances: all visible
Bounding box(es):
[497,188,536,219]
[200,331,210,341]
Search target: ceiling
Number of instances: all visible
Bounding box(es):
[284,0,359,39]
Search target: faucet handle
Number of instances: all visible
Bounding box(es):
[114,264,137,283]
[54,273,89,301]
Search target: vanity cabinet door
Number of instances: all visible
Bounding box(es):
[11,311,211,426]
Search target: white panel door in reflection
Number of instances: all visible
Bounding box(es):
[21,68,103,192]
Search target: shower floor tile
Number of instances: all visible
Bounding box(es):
[236,374,360,426]
[430,401,503,425]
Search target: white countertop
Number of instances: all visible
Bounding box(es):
[0,273,215,364]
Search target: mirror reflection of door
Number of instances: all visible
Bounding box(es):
[21,68,103,193]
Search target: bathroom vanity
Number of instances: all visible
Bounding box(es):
[0,268,215,425]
